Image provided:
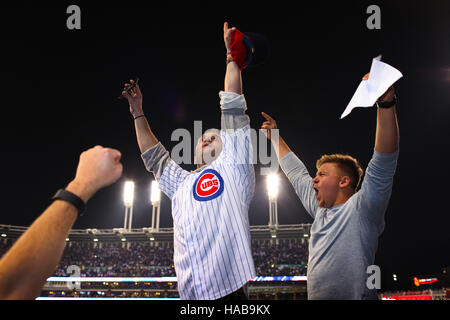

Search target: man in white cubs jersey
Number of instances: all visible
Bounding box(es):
[121,22,256,299]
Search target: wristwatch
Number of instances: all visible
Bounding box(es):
[376,94,397,109]
[52,189,86,217]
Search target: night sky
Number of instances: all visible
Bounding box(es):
[0,1,449,291]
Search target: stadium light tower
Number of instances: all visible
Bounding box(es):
[266,173,279,230]
[150,180,161,232]
[123,180,135,231]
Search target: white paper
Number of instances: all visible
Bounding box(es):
[340,55,403,119]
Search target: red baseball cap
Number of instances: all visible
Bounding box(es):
[230,29,270,70]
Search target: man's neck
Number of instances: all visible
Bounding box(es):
[332,190,355,207]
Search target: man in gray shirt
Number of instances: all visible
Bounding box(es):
[260,73,399,299]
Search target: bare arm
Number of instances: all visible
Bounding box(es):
[122,80,159,154]
[362,73,400,154]
[0,200,78,299]
[375,106,399,153]
[0,146,123,299]
[220,22,249,132]
[224,22,242,95]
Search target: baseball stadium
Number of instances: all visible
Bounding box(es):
[1,216,448,300]
[0,2,449,307]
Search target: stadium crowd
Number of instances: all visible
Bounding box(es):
[54,242,176,277]
[0,239,308,277]
[252,241,308,276]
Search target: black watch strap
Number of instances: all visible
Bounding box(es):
[52,189,86,217]
[376,94,397,109]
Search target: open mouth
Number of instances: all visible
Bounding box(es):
[313,187,319,199]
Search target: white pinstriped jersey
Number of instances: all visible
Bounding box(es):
[141,91,256,299]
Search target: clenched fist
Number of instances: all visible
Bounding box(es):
[67,146,123,202]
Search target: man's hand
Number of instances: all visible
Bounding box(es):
[261,112,278,140]
[223,22,242,94]
[122,79,144,118]
[260,112,292,159]
[224,21,236,53]
[362,73,395,103]
[67,146,123,202]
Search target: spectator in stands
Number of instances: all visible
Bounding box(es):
[0,145,123,299]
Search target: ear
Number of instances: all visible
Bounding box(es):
[339,176,351,189]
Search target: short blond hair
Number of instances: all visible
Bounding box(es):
[316,154,364,190]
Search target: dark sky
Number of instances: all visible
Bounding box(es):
[0,1,449,290]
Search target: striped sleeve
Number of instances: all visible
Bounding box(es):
[220,90,249,131]
[141,142,189,200]
[218,91,253,165]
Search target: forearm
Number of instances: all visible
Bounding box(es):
[375,107,399,154]
[0,194,79,299]
[123,80,158,154]
[224,61,242,94]
[134,116,159,154]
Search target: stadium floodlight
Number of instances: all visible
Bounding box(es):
[266,173,279,200]
[150,180,161,232]
[266,173,279,230]
[150,180,161,205]
[123,181,135,231]
[123,181,135,207]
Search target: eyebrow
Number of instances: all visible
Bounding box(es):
[316,168,329,175]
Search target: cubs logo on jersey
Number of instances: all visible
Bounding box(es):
[193,168,224,201]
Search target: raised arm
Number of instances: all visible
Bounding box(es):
[124,80,189,199]
[0,146,122,299]
[375,102,399,154]
[220,22,249,132]
[362,73,400,154]
[260,112,318,217]
[224,22,242,95]
[122,80,159,154]
[356,74,399,224]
